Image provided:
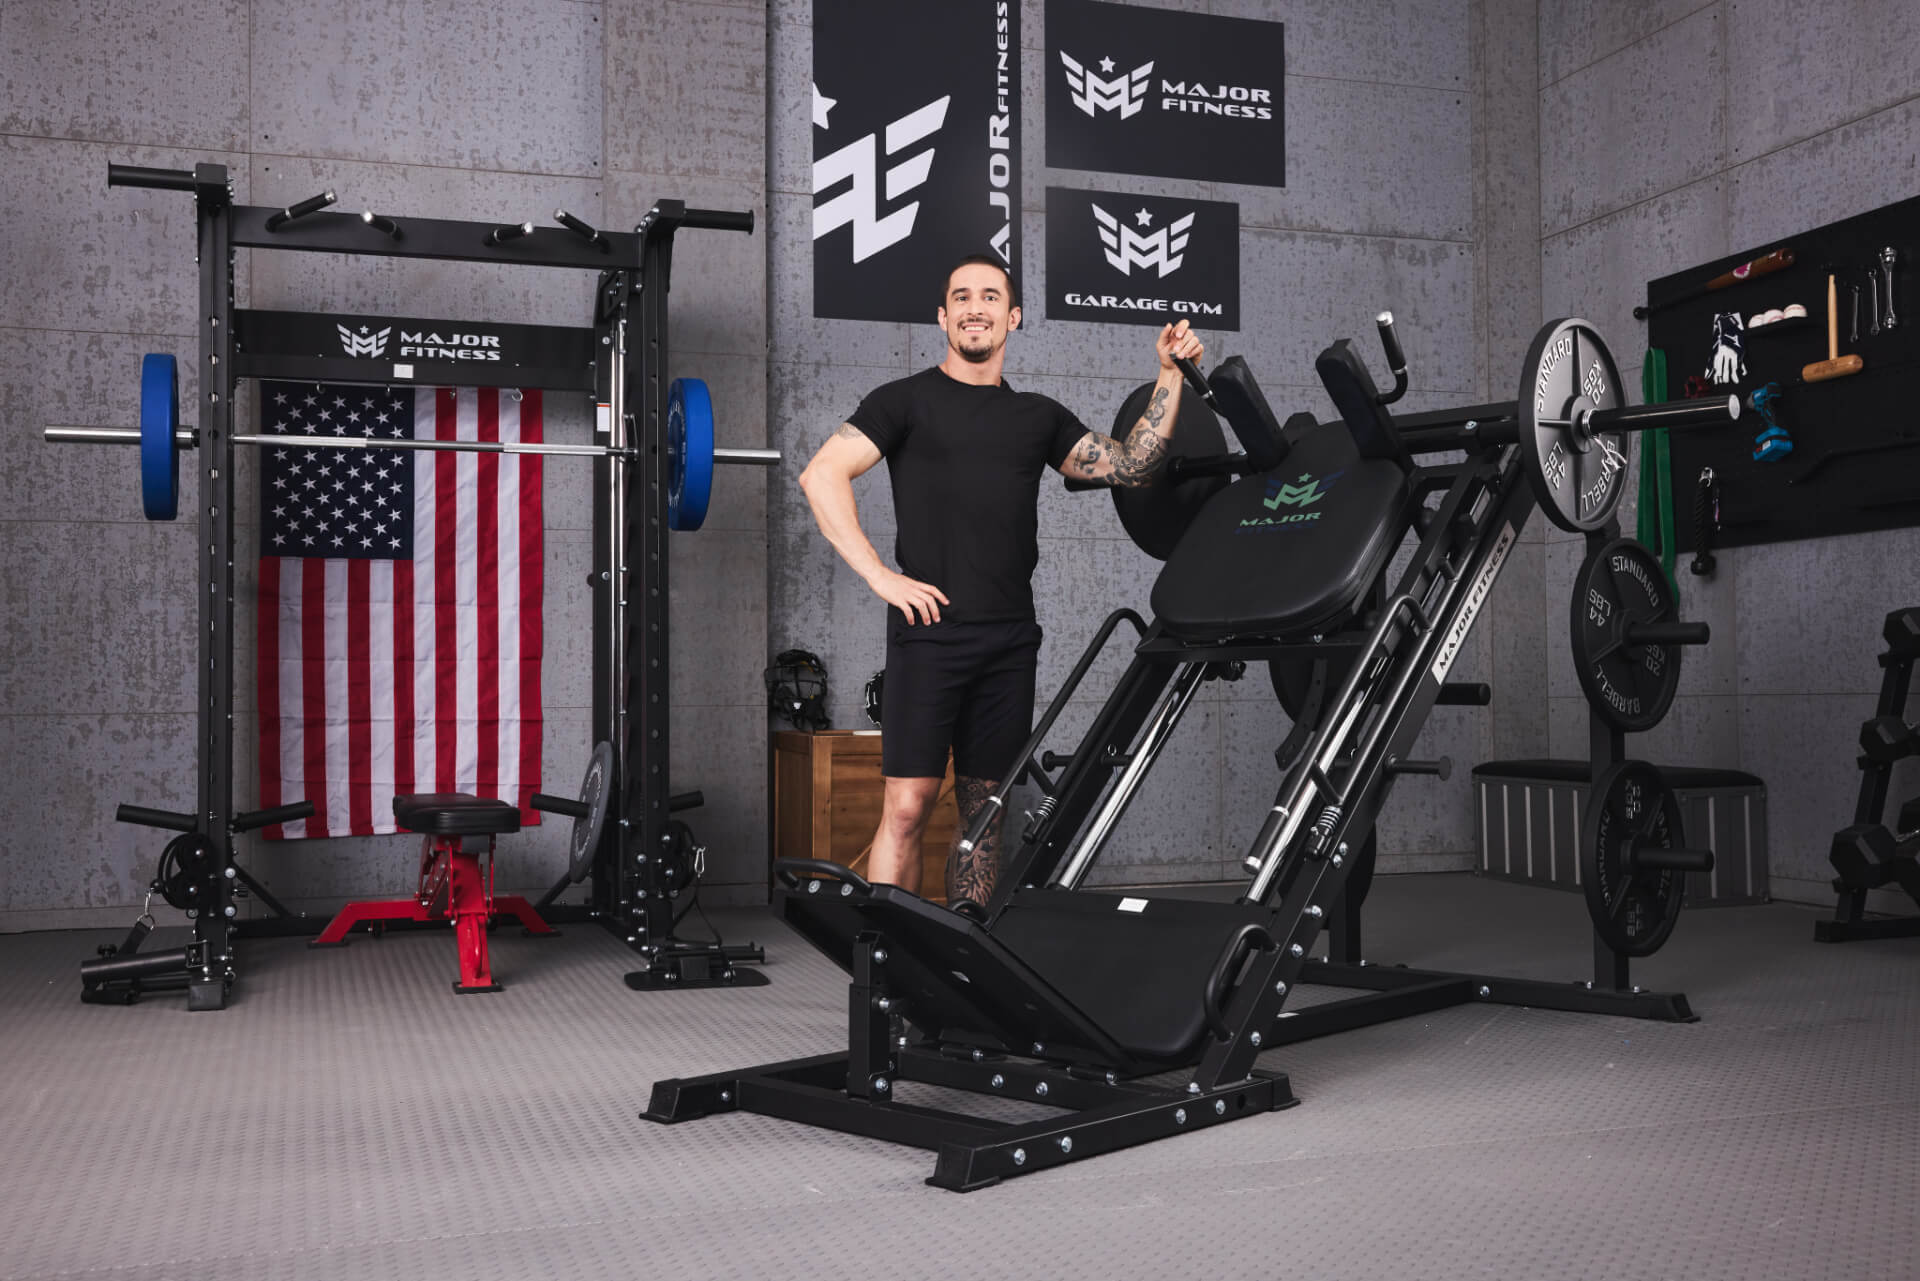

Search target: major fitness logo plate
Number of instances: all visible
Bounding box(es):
[1046,0,1285,189]
[812,0,1019,324]
[1046,187,1239,329]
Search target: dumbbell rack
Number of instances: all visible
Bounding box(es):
[84,162,764,1006]
[1816,606,1920,941]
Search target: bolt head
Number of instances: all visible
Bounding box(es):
[1035,1082,1049,1098]
[1478,985,1492,998]
[1175,1108,1188,1125]
[1187,1082,1201,1094]
[873,1077,889,1093]
[1214,1099,1226,1115]
[1250,1032,1262,1047]
[1290,943,1305,957]
[840,883,853,897]
[1012,1147,1027,1166]
[872,948,888,964]
[875,996,892,1012]
[991,1073,1005,1089]
[1275,981,1288,995]
[1058,1137,1072,1154]
[1033,1042,1045,1055]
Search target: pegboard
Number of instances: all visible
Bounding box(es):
[1646,194,1920,554]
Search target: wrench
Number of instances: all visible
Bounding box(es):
[1882,247,1899,330]
[1870,266,1882,336]
[1851,282,1861,343]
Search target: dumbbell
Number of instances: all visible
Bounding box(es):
[1858,715,1919,763]
[1829,823,1920,897]
[1884,607,1920,663]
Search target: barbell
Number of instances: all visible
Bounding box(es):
[1085,317,1741,556]
[44,353,780,527]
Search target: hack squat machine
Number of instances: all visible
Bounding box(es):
[46,162,779,1008]
[645,313,1740,1190]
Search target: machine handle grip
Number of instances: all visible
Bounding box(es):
[1202,924,1277,1039]
[774,858,873,893]
[1174,356,1216,408]
[115,804,196,833]
[108,164,195,191]
[1374,311,1410,404]
[683,207,755,234]
[231,801,316,832]
[669,789,705,813]
[531,793,591,819]
[1436,681,1492,706]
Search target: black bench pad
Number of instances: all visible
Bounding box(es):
[1152,424,1408,642]
[392,793,521,837]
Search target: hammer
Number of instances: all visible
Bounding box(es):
[1803,272,1864,383]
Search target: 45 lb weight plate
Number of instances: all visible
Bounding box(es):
[1580,760,1696,956]
[1570,537,1683,733]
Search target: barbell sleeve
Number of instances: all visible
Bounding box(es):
[1588,395,1739,433]
[108,164,196,191]
[1624,621,1711,646]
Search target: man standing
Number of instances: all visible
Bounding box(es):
[797,254,1203,910]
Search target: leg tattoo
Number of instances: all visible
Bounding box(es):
[946,775,1004,908]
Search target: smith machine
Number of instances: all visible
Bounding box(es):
[48,162,777,1008]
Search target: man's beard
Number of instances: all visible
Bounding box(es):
[951,330,994,364]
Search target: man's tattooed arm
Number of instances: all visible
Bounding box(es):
[1061,386,1175,487]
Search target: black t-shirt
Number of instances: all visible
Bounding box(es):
[849,367,1088,624]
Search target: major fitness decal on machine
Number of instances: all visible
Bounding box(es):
[1046,0,1285,188]
[1046,187,1239,329]
[812,0,1018,324]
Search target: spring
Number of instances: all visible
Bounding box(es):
[1308,803,1344,854]
[1022,794,1058,843]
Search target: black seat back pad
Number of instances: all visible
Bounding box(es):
[1152,423,1409,642]
[990,889,1280,1064]
[780,883,1140,1072]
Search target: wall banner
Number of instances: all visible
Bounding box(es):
[1046,0,1285,188]
[1045,186,1240,330]
[812,0,1019,323]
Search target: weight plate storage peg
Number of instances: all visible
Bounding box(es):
[140,353,181,520]
[667,378,714,532]
[1519,318,1630,533]
[1570,536,1688,733]
[1580,760,1698,957]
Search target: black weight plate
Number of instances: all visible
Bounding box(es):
[1580,760,1687,957]
[1570,536,1683,733]
[1111,381,1229,560]
[565,740,615,883]
[1519,318,1629,533]
[155,832,217,911]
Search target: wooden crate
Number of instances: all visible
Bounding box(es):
[770,730,956,902]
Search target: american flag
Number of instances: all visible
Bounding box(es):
[256,382,544,839]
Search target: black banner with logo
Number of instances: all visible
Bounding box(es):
[1045,187,1239,330]
[1046,0,1285,188]
[812,0,1019,324]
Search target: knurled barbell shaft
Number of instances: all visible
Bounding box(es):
[1583,395,1739,434]
[42,425,780,466]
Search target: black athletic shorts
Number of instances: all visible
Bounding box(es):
[881,617,1043,780]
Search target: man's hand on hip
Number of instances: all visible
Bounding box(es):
[868,568,950,625]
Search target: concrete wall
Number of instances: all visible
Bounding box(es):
[770,0,1518,886]
[0,0,770,929]
[1533,0,1920,907]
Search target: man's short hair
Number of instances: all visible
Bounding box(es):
[943,254,1019,310]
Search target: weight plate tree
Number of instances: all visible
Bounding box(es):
[1570,537,1686,733]
[1580,760,1702,956]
